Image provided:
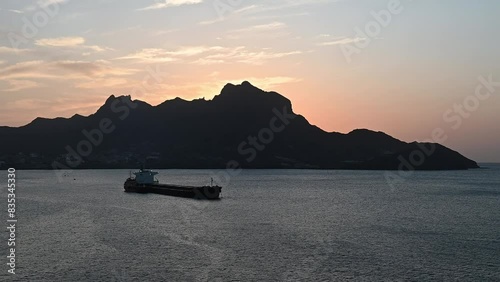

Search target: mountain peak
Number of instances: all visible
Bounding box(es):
[70,114,84,119]
[105,94,135,105]
[220,83,237,94]
[241,80,255,88]
[220,81,261,95]
[105,94,116,104]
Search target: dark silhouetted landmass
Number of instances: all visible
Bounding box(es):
[0,81,479,170]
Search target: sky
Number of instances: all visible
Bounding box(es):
[0,0,499,162]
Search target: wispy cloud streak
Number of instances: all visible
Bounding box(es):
[138,0,204,11]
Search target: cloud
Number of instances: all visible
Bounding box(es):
[138,0,204,11]
[35,37,85,47]
[202,48,302,65]
[0,60,138,81]
[4,99,52,111]
[0,46,31,54]
[115,48,178,63]
[247,12,310,21]
[224,22,290,40]
[198,5,275,25]
[167,46,226,56]
[75,77,128,89]
[317,35,366,46]
[230,22,287,33]
[53,60,136,77]
[34,37,113,53]
[116,46,225,63]
[0,61,52,80]
[117,45,302,65]
[148,29,178,36]
[84,45,114,52]
[4,80,42,92]
[200,0,335,25]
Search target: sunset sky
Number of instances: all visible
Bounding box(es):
[0,0,499,161]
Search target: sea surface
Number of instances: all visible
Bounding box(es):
[1,165,500,281]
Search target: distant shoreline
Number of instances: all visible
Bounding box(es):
[5,164,499,172]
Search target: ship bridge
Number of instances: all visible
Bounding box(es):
[134,169,159,184]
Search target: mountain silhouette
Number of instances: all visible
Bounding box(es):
[0,81,479,170]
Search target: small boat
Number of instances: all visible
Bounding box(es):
[124,169,221,200]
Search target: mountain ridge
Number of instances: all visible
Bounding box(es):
[0,81,479,170]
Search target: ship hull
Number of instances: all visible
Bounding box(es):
[124,179,221,200]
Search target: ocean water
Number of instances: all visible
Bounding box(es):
[1,165,500,281]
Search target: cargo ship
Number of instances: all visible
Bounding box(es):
[124,169,221,200]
